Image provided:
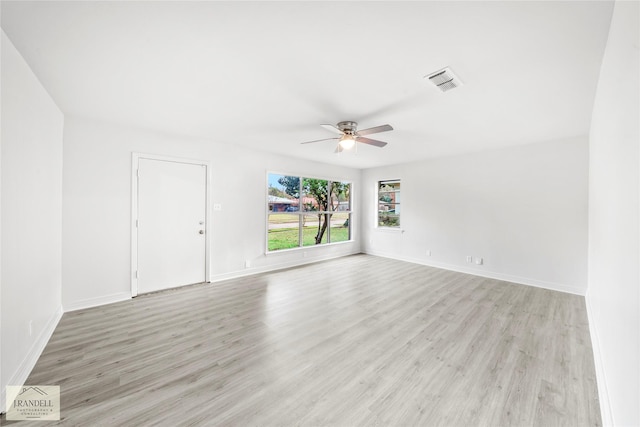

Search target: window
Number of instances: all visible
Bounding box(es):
[378,180,400,228]
[267,173,352,252]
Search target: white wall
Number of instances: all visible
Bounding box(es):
[586,0,639,425]
[362,136,589,294]
[1,31,64,411]
[62,116,361,310]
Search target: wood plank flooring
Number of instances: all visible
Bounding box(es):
[2,254,601,426]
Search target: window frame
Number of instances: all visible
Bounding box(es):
[377,179,401,229]
[266,172,353,253]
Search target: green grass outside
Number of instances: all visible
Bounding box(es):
[268,214,301,224]
[269,212,349,224]
[268,226,350,251]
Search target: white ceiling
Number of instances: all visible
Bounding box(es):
[1,1,614,169]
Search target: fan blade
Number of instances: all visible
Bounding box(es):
[320,124,344,135]
[301,137,339,145]
[357,136,388,147]
[334,144,343,154]
[356,124,393,136]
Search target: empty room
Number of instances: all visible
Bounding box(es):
[1,1,638,426]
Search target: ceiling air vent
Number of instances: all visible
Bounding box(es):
[425,67,463,92]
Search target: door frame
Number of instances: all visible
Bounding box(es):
[131,152,212,297]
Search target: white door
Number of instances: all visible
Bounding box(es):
[136,158,207,294]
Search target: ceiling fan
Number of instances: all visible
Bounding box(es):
[301,121,393,153]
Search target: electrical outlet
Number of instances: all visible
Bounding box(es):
[466,256,472,263]
[29,320,33,336]
[426,250,431,256]
[244,260,251,268]
[475,257,483,265]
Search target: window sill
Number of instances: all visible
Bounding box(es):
[374,227,404,234]
[265,239,355,255]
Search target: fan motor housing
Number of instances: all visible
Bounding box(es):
[337,121,358,134]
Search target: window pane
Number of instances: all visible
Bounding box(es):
[268,214,300,251]
[268,174,299,212]
[378,209,400,227]
[302,213,328,246]
[378,180,400,228]
[302,178,328,212]
[330,213,350,243]
[330,181,350,212]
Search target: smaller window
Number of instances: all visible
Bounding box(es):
[378,180,400,228]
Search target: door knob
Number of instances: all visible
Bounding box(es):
[199,230,205,235]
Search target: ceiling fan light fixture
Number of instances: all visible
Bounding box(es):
[302,121,391,151]
[339,135,356,150]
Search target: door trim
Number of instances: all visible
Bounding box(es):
[131,152,211,297]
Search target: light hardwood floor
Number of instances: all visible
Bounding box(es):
[3,255,601,426]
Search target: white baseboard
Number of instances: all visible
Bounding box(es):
[585,294,614,426]
[209,249,361,284]
[364,249,586,296]
[65,251,361,310]
[63,292,131,312]
[1,305,63,414]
